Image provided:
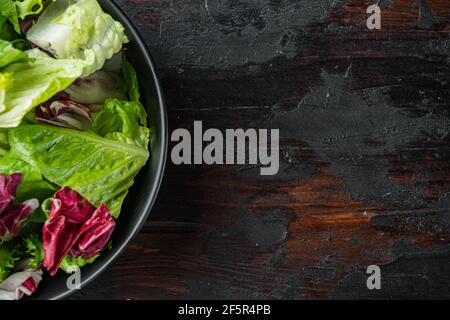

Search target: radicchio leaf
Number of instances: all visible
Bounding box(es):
[20,18,34,34]
[0,173,39,241]
[0,269,42,300]
[0,173,21,214]
[69,204,115,259]
[43,187,94,276]
[49,188,94,224]
[0,199,39,241]
[36,100,93,131]
[43,187,115,276]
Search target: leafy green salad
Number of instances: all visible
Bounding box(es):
[0,0,150,299]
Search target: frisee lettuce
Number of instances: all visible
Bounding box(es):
[23,233,44,269]
[59,254,100,274]
[0,244,20,282]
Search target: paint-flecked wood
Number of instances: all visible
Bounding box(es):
[70,0,450,299]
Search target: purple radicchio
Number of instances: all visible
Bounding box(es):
[69,204,116,259]
[0,270,42,300]
[43,188,116,276]
[0,173,21,214]
[36,100,94,131]
[0,173,39,241]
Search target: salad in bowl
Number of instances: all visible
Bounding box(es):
[0,0,151,299]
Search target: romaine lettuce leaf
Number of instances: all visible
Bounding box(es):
[0,130,6,144]
[15,0,45,20]
[0,1,20,34]
[0,39,27,69]
[27,0,129,78]
[7,123,149,217]
[0,15,18,41]
[0,38,28,116]
[1,0,45,35]
[0,73,12,114]
[0,129,7,157]
[93,99,149,148]
[122,57,140,102]
[0,49,85,128]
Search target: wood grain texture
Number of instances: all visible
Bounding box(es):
[70,0,450,299]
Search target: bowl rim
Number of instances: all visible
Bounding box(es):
[49,0,168,300]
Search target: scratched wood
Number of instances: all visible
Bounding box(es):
[69,0,450,299]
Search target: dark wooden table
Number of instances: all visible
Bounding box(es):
[71,0,450,299]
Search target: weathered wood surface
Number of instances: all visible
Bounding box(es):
[71,0,450,299]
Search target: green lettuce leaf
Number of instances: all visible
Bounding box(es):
[122,57,140,102]
[23,233,44,269]
[60,254,100,274]
[0,1,20,34]
[93,99,149,148]
[15,0,45,20]
[7,123,149,217]
[0,152,56,203]
[0,129,7,157]
[10,38,32,51]
[0,0,43,36]
[0,49,85,128]
[0,243,20,282]
[0,15,18,41]
[0,72,12,113]
[27,0,129,77]
[0,39,28,69]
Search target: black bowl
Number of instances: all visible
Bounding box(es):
[31,0,168,299]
